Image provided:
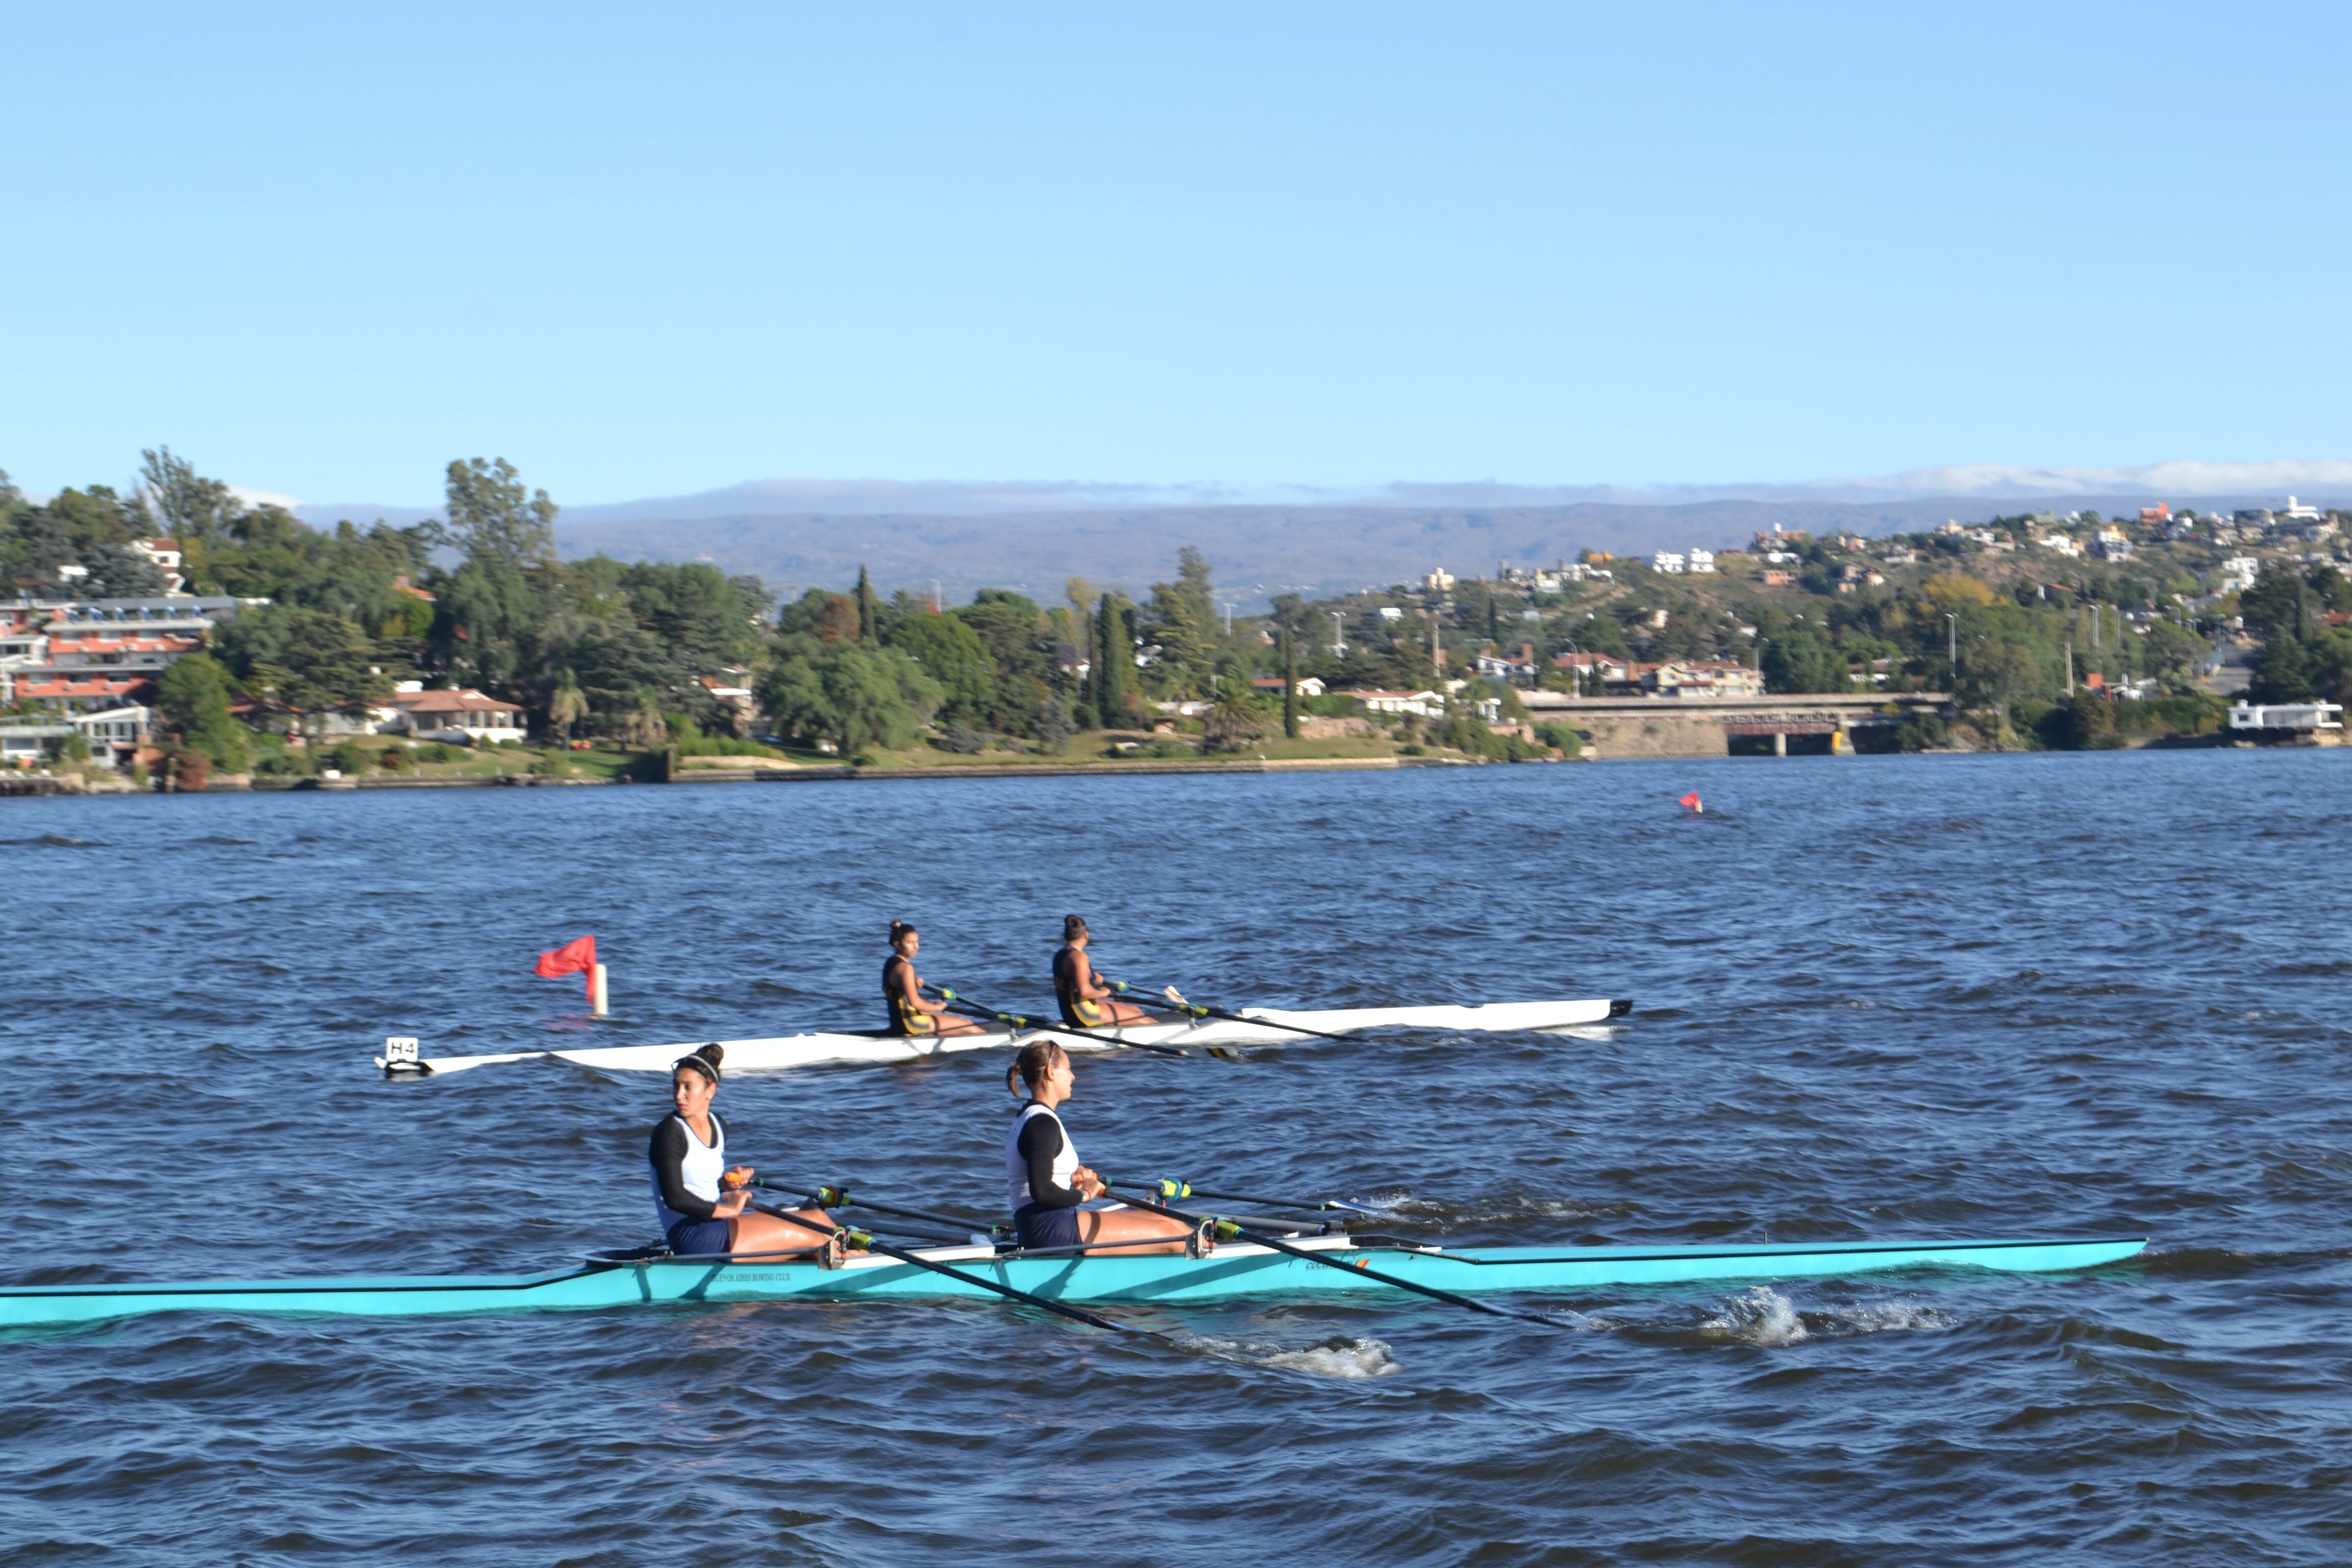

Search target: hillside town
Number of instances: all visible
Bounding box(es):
[3,451,2347,789]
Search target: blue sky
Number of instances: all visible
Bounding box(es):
[4,3,2347,507]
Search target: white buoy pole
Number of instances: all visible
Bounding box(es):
[592,963,609,1017]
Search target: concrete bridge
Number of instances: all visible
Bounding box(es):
[1520,691,1954,758]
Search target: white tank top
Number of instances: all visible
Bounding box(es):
[650,1111,726,1234]
[1006,1102,1080,1213]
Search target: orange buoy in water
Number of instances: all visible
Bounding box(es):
[1678,792,1702,813]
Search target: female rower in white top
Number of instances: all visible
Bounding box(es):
[1003,1040,1197,1255]
[648,1046,840,1258]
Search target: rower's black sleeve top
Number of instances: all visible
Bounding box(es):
[1017,1114,1083,1210]
[648,1112,727,1222]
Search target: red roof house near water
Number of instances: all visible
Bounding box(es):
[384,688,526,742]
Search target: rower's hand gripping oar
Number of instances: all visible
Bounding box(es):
[742,1199,1172,1344]
[919,983,1190,1058]
[1107,981,1357,1045]
[1107,1187,1584,1331]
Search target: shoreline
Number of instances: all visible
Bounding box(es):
[5,733,2338,797]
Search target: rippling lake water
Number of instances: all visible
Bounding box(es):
[3,752,2348,1566]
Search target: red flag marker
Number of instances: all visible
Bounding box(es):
[1678,792,1702,813]
[535,935,598,1003]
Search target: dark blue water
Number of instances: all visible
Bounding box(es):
[3,753,2348,1565]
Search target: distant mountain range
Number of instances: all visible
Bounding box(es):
[292,465,2352,609]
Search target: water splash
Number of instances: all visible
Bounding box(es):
[1178,1332,1405,1379]
[1695,1289,1950,1346]
[1701,1287,1810,1346]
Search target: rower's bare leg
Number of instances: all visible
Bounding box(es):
[925,1014,989,1037]
[730,1207,863,1258]
[1093,999,1156,1027]
[1075,1206,1196,1255]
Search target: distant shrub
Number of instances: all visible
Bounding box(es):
[1534,721,1584,757]
[934,723,989,755]
[1894,715,1948,751]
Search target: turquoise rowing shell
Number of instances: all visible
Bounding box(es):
[0,1236,2147,1330]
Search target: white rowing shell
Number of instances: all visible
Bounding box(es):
[378,997,1629,1077]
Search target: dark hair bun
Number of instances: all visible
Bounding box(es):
[889,919,916,943]
[674,1044,724,1083]
[1062,914,1088,939]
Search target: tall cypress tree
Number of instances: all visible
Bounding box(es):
[855,565,880,645]
[1094,592,1130,729]
[1282,627,1300,739]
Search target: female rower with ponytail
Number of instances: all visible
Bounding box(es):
[1003,1040,1199,1255]
[1051,915,1152,1030]
[882,920,984,1038]
[648,1046,841,1258]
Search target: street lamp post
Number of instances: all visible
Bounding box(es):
[1945,614,1958,683]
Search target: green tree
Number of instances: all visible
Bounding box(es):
[1203,679,1270,751]
[2246,633,2317,702]
[548,670,589,741]
[619,561,768,674]
[757,645,942,753]
[2239,569,2315,645]
[2062,692,2121,749]
[434,558,540,689]
[2307,629,2352,708]
[855,565,881,646]
[884,608,996,725]
[623,689,669,748]
[1143,546,1216,671]
[1760,626,1844,693]
[778,587,863,646]
[1093,592,1133,727]
[439,457,556,572]
[139,447,241,544]
[2140,620,2207,687]
[1957,640,2042,715]
[956,590,1054,731]
[155,653,251,772]
[80,542,167,597]
[218,606,394,721]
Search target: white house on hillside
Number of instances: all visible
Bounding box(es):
[382,687,527,743]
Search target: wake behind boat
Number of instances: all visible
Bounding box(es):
[0,1233,2147,1330]
[374,995,1636,1076]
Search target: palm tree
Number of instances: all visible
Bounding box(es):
[548,671,589,742]
[1203,678,1269,751]
[624,689,668,749]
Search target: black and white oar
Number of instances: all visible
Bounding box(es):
[920,983,1190,1058]
[1107,1189,1583,1331]
[1129,1178,1393,1219]
[1107,981,1356,1045]
[745,1200,1168,1343]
